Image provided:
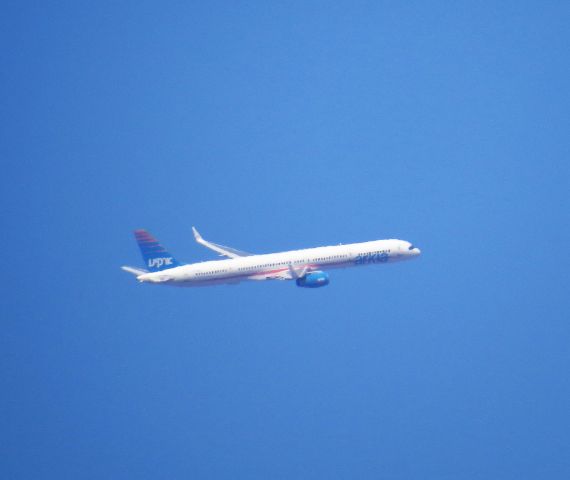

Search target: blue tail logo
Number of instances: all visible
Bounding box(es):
[134,229,181,272]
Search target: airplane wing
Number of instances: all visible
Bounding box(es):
[248,264,311,281]
[192,227,253,258]
[288,264,309,279]
[247,270,291,281]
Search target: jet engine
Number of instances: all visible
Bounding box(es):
[295,271,329,288]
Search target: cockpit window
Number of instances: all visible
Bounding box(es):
[408,245,415,250]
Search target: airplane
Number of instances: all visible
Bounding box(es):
[121,227,421,288]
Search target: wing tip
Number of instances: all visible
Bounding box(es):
[192,226,202,241]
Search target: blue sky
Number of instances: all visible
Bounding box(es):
[2,1,569,478]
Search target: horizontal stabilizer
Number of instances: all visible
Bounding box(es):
[121,265,148,276]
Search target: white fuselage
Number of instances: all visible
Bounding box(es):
[137,239,421,287]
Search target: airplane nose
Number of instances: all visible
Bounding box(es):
[413,247,421,255]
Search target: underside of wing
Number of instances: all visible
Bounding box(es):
[247,264,313,281]
[247,269,291,281]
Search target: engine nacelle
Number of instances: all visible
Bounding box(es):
[296,271,330,288]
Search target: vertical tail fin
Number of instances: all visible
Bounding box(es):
[134,229,181,272]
